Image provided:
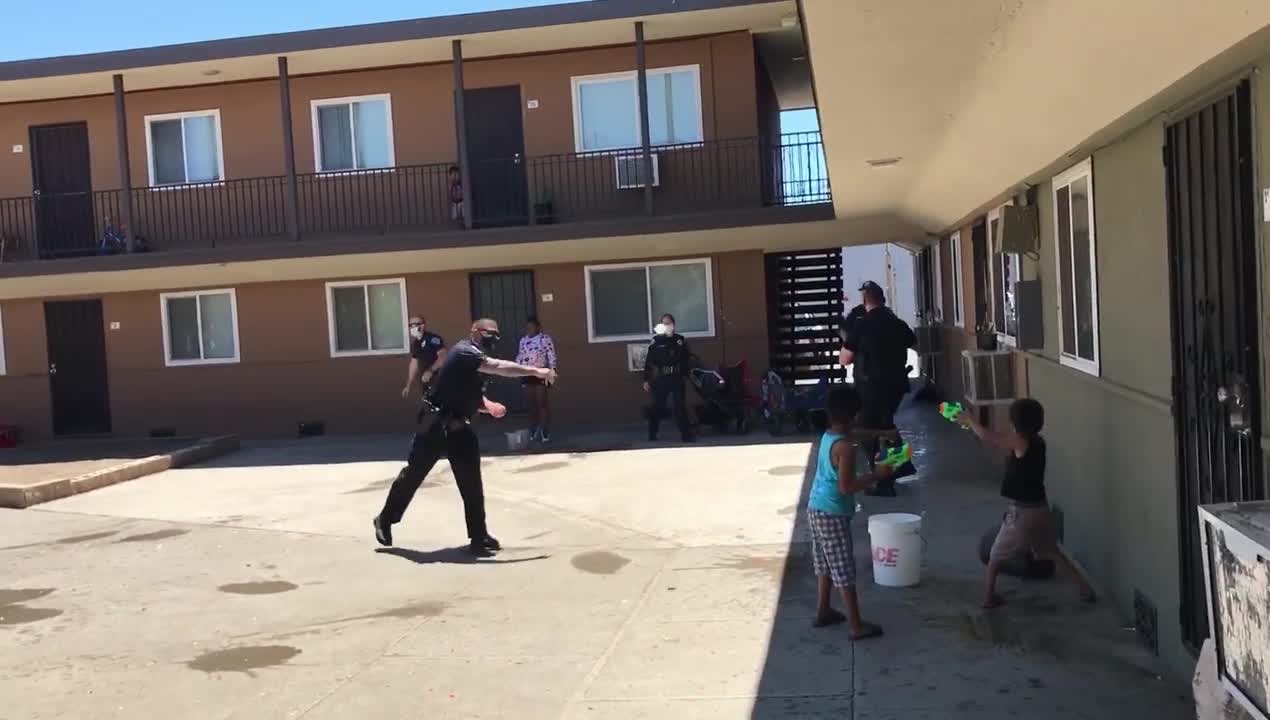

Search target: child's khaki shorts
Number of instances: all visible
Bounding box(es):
[989,502,1058,563]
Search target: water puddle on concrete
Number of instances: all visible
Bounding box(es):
[571,551,630,575]
[513,461,570,474]
[116,529,189,543]
[54,531,118,544]
[766,465,806,476]
[0,588,62,626]
[777,504,799,516]
[218,581,299,595]
[710,555,789,584]
[186,645,301,674]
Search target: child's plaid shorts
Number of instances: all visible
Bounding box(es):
[808,508,856,588]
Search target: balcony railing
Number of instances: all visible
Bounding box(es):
[0,134,828,263]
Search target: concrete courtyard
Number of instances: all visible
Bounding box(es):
[1,407,1193,719]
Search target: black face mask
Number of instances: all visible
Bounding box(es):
[478,331,500,353]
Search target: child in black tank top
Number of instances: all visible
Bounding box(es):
[958,399,1096,609]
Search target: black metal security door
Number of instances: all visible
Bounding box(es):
[470,270,537,413]
[1165,79,1265,649]
[764,249,844,382]
[464,86,529,228]
[30,122,96,258]
[44,299,112,435]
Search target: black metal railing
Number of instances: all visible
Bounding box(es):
[0,134,828,263]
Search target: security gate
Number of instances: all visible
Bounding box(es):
[764,249,844,382]
[1165,78,1265,649]
[469,270,536,413]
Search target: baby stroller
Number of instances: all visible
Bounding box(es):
[688,359,755,435]
[759,370,830,435]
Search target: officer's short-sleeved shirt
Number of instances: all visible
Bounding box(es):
[428,339,487,418]
[844,306,913,387]
[411,331,446,368]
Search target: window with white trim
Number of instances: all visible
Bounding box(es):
[585,259,714,342]
[949,230,965,328]
[571,66,703,153]
[312,95,395,172]
[326,279,408,356]
[987,202,1021,344]
[930,241,943,323]
[145,110,225,186]
[0,305,7,376]
[1052,158,1100,374]
[161,289,240,366]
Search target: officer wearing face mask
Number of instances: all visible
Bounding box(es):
[402,315,447,400]
[374,318,557,557]
[642,313,694,442]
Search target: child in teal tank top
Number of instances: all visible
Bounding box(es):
[807,386,891,639]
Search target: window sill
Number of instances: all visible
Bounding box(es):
[148,181,226,192]
[1058,353,1100,377]
[164,356,240,367]
[330,347,409,358]
[313,167,397,178]
[589,331,714,344]
[574,141,705,157]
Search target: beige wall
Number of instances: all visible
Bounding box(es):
[0,33,757,198]
[0,250,767,440]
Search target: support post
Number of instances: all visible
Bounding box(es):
[112,74,135,251]
[453,39,473,230]
[635,22,654,216]
[278,56,300,241]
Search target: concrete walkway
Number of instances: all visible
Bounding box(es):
[0,406,1191,719]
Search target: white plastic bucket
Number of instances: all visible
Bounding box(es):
[506,430,530,452]
[867,513,923,587]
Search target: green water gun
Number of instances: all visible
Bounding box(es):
[874,442,912,468]
[939,402,964,423]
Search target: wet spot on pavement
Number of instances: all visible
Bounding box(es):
[186,645,301,674]
[54,531,118,544]
[367,601,447,620]
[571,551,630,575]
[777,504,799,515]
[711,555,788,583]
[116,529,189,543]
[514,461,570,474]
[524,530,553,540]
[218,581,299,595]
[0,588,62,626]
[767,465,805,476]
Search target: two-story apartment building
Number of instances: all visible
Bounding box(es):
[0,0,841,440]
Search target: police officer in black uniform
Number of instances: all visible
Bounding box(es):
[840,281,916,497]
[643,313,694,442]
[375,318,557,557]
[402,315,447,400]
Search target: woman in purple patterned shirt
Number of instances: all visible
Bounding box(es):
[516,316,558,443]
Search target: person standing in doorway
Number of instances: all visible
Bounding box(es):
[402,316,447,400]
[840,281,915,497]
[516,315,557,444]
[643,313,694,443]
[374,318,557,557]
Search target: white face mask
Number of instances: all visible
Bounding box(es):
[662,323,675,336]
[409,326,424,340]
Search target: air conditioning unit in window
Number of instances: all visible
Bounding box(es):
[999,205,1039,254]
[615,153,660,189]
[960,349,1016,405]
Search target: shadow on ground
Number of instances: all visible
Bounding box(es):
[375,546,551,566]
[750,397,1193,720]
[0,438,190,467]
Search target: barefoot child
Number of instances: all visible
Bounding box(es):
[808,386,890,640]
[957,398,1096,608]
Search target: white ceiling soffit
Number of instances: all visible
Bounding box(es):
[802,0,1270,235]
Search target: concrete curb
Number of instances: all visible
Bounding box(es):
[0,435,240,509]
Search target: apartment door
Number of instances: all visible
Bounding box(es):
[1165,79,1265,649]
[970,220,989,330]
[464,86,529,228]
[469,271,537,413]
[30,122,96,258]
[44,299,112,435]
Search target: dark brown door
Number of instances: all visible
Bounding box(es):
[30,122,96,258]
[44,299,112,435]
[470,271,536,413]
[971,220,989,329]
[1165,79,1265,649]
[464,86,528,228]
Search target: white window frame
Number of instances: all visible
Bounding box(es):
[930,241,944,323]
[0,305,7,376]
[987,200,1021,347]
[159,288,241,367]
[310,94,396,174]
[949,230,965,328]
[570,65,704,154]
[1051,157,1100,376]
[325,278,409,358]
[143,109,226,188]
[584,258,715,343]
